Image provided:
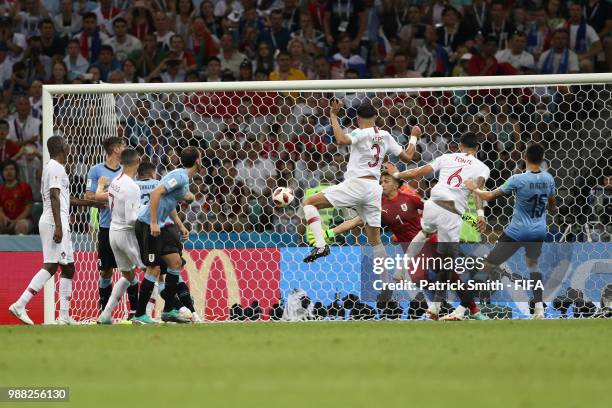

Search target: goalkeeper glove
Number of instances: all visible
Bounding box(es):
[306,228,336,246]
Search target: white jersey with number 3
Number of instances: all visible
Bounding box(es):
[430,153,490,214]
[345,127,403,180]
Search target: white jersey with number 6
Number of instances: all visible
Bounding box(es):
[345,127,403,180]
[430,153,490,214]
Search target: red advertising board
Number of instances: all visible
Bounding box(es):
[0,249,280,324]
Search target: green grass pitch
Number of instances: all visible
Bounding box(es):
[0,320,610,408]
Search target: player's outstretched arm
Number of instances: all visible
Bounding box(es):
[149,185,166,237]
[398,126,421,162]
[70,197,106,208]
[89,175,110,203]
[464,179,503,201]
[329,99,352,145]
[394,164,433,181]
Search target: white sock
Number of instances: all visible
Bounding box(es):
[304,205,325,248]
[534,302,544,310]
[59,277,73,320]
[15,269,53,309]
[430,301,441,313]
[146,283,159,317]
[373,244,389,282]
[454,305,466,316]
[100,277,130,320]
[405,231,428,274]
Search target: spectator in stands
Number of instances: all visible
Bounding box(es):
[204,56,222,82]
[436,6,472,56]
[288,37,312,74]
[0,41,12,90]
[239,7,265,40]
[417,124,446,164]
[73,12,107,63]
[122,59,144,83]
[130,34,166,79]
[218,33,247,78]
[14,142,41,202]
[28,80,42,119]
[398,4,426,55]
[39,18,65,59]
[128,3,155,39]
[589,171,612,226]
[0,119,20,162]
[324,0,366,49]
[48,60,69,84]
[125,99,153,147]
[0,160,33,235]
[562,2,602,73]
[63,39,89,81]
[92,44,120,81]
[415,25,450,77]
[23,35,52,82]
[309,55,331,80]
[482,1,515,50]
[291,12,325,57]
[269,51,306,81]
[330,34,367,78]
[281,0,301,33]
[174,0,195,40]
[255,41,274,74]
[235,140,277,197]
[257,9,290,52]
[0,16,27,62]
[238,60,253,81]
[538,29,579,74]
[463,0,490,37]
[198,1,221,37]
[526,7,552,62]
[496,31,535,72]
[386,52,421,78]
[169,34,196,71]
[8,96,40,147]
[154,11,175,52]
[105,17,143,63]
[53,0,82,41]
[468,35,513,76]
[15,0,47,38]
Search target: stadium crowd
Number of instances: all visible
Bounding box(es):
[0,0,610,241]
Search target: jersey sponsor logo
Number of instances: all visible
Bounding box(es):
[168,178,178,187]
[86,179,92,189]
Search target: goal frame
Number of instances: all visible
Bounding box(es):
[41,73,612,324]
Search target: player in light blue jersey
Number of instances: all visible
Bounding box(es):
[133,148,200,324]
[466,143,556,319]
[135,162,201,323]
[82,136,142,316]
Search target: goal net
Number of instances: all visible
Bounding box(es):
[43,75,612,322]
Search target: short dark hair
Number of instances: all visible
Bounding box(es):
[38,18,54,29]
[525,143,545,164]
[102,136,123,155]
[100,44,114,54]
[460,132,479,148]
[207,56,220,65]
[47,135,65,157]
[138,162,156,179]
[180,146,200,168]
[67,39,80,47]
[113,17,127,26]
[1,159,18,175]
[120,148,139,166]
[357,103,376,119]
[83,12,97,21]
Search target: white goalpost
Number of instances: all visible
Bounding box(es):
[42,73,612,323]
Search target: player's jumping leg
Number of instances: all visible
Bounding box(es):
[527,257,545,319]
[98,269,136,324]
[302,192,332,262]
[56,263,77,324]
[9,264,57,325]
[132,267,160,324]
[99,269,113,312]
[126,278,139,319]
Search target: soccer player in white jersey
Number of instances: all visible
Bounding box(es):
[394,132,490,320]
[301,99,419,263]
[9,136,77,325]
[97,149,143,324]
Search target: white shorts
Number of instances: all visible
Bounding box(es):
[39,221,74,265]
[110,229,143,272]
[421,200,463,242]
[323,178,382,227]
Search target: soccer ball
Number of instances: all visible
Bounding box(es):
[272,187,295,207]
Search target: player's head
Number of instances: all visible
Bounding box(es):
[356,102,376,127]
[47,135,67,160]
[119,148,140,168]
[180,146,201,171]
[459,132,479,153]
[381,171,401,197]
[137,161,157,180]
[524,143,545,166]
[102,136,125,158]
